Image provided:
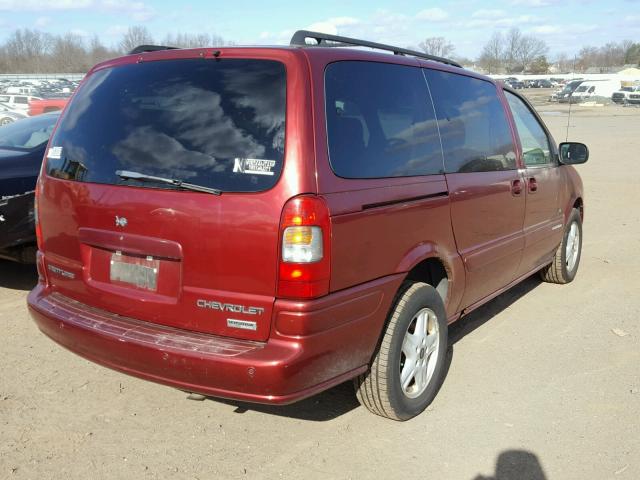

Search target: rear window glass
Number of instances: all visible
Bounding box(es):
[46,58,286,192]
[325,61,443,179]
[425,70,516,174]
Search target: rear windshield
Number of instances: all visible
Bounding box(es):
[46,58,286,192]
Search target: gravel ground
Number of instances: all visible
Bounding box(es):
[1,99,639,480]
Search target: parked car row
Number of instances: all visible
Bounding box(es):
[0,77,79,123]
[612,85,640,104]
[500,77,560,90]
[0,77,79,99]
[549,78,640,104]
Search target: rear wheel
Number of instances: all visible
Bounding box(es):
[540,208,582,284]
[354,282,448,421]
[0,116,14,126]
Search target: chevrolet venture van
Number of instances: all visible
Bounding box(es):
[28,31,589,420]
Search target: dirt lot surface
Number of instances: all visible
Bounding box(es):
[1,97,639,480]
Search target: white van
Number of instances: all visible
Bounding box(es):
[612,85,640,104]
[5,86,36,95]
[0,94,41,111]
[570,79,621,102]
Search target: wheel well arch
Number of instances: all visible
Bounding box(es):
[573,197,583,220]
[404,257,449,306]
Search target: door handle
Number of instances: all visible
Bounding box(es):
[528,177,538,193]
[511,179,523,196]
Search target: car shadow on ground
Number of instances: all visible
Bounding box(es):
[0,260,38,291]
[207,275,542,422]
[449,275,542,345]
[474,449,547,480]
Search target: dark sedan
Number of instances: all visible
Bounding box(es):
[0,112,59,262]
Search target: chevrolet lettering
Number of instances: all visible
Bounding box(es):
[196,299,265,316]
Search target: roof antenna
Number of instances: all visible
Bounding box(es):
[565,94,572,142]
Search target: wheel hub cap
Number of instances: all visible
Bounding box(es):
[565,221,580,272]
[400,307,440,399]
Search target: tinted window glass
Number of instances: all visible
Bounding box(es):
[0,113,59,151]
[0,96,9,102]
[505,91,551,166]
[47,59,286,192]
[425,70,516,173]
[325,61,443,178]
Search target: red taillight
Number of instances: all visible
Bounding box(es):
[277,195,331,299]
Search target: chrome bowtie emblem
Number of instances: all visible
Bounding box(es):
[115,216,128,228]
[0,215,5,222]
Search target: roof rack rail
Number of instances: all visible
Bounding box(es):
[129,45,179,55]
[290,30,461,68]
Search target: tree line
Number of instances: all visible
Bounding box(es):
[0,26,230,74]
[417,28,639,74]
[1,25,638,75]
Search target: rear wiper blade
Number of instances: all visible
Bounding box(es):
[115,170,222,195]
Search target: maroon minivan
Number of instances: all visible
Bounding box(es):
[28,31,588,420]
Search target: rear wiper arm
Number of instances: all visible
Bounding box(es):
[115,170,222,195]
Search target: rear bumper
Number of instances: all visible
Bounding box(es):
[28,275,403,404]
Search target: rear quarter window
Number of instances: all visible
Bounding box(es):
[425,70,516,174]
[46,58,286,193]
[325,61,443,179]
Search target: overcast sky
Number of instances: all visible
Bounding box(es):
[1,0,639,58]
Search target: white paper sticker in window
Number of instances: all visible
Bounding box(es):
[233,158,276,176]
[47,146,63,159]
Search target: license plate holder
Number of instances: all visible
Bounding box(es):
[109,252,159,291]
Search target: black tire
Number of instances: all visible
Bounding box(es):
[540,208,582,284]
[354,282,448,421]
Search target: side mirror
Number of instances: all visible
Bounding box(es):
[559,142,588,165]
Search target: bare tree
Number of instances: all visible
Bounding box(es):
[478,32,503,74]
[500,28,548,73]
[503,28,523,73]
[119,26,153,54]
[418,37,455,58]
[575,40,634,72]
[576,46,598,72]
[0,27,237,74]
[50,33,89,72]
[600,42,625,69]
[88,35,119,66]
[517,36,548,72]
[162,33,228,48]
[2,29,53,73]
[554,52,573,73]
